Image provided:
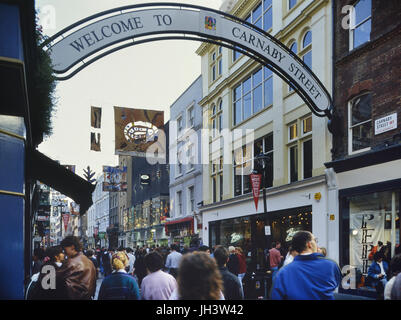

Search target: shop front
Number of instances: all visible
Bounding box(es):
[339,183,400,297]
[326,153,401,298]
[165,216,196,248]
[209,206,312,272]
[202,174,329,272]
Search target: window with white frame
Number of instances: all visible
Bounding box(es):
[218,156,223,201]
[233,1,272,62]
[211,101,223,138]
[302,117,313,179]
[177,116,183,133]
[301,31,312,70]
[211,158,220,203]
[218,100,223,133]
[288,41,297,93]
[187,105,194,128]
[233,67,273,126]
[350,0,371,50]
[287,116,313,183]
[188,186,195,213]
[177,150,183,176]
[289,0,297,10]
[233,145,252,196]
[187,142,195,171]
[177,191,182,216]
[348,93,372,154]
[253,133,274,188]
[234,133,274,196]
[210,46,222,83]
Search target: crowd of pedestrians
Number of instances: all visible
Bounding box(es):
[26,232,401,300]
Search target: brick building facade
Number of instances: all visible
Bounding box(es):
[325,0,401,298]
[332,0,401,158]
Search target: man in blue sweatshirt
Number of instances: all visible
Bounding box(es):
[271,231,342,300]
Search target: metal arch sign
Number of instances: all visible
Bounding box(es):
[42,2,333,118]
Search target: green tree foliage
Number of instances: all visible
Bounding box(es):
[30,19,57,146]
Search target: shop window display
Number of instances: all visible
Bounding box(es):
[346,190,400,290]
[209,206,311,272]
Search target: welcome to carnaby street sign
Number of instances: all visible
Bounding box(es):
[42,3,333,119]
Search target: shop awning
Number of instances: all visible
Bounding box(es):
[164,216,193,225]
[164,216,194,235]
[27,148,95,214]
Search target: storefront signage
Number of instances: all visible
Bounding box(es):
[43,3,332,117]
[250,173,262,211]
[375,113,397,135]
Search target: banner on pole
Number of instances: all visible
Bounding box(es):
[250,173,262,211]
[114,107,164,157]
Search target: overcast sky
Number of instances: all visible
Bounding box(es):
[36,0,224,179]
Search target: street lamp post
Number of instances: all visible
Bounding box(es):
[254,152,271,249]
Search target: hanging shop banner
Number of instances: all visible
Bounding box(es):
[62,214,70,232]
[90,132,101,151]
[250,173,262,211]
[103,165,127,192]
[70,202,80,215]
[44,4,332,117]
[114,107,164,157]
[91,106,102,128]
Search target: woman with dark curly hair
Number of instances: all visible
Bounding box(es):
[169,251,224,300]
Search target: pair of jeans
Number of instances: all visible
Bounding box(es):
[271,267,279,281]
[238,273,245,291]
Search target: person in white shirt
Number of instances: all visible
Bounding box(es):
[165,244,182,278]
[283,246,298,267]
[126,248,136,275]
[141,251,177,300]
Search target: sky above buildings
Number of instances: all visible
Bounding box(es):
[36,0,224,179]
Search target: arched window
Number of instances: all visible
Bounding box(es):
[288,41,297,92]
[211,104,217,137]
[301,31,312,69]
[218,99,223,133]
[289,0,297,10]
[348,93,372,154]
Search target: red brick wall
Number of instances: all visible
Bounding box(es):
[332,0,401,159]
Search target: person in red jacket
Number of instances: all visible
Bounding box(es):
[236,247,247,288]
